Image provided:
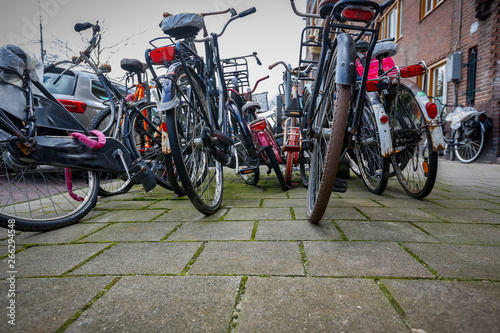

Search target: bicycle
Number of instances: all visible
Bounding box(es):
[0,23,156,231]
[150,7,258,214]
[437,101,492,163]
[229,76,290,190]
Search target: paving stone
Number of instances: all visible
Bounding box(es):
[223,208,292,221]
[328,198,383,207]
[294,207,368,221]
[154,208,228,222]
[262,198,307,208]
[357,207,439,221]
[96,200,156,210]
[0,243,109,278]
[189,242,304,276]
[221,199,262,208]
[87,210,162,222]
[80,222,179,242]
[238,277,408,332]
[374,198,440,208]
[147,199,200,210]
[304,241,434,277]
[66,276,240,333]
[383,280,500,333]
[422,208,500,223]
[0,277,113,333]
[5,223,103,245]
[337,221,439,242]
[415,222,500,245]
[403,243,500,279]
[428,199,500,209]
[255,220,341,240]
[70,242,202,275]
[167,221,255,241]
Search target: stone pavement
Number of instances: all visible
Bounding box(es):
[1,159,500,332]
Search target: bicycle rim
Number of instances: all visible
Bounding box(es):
[389,85,438,199]
[165,67,223,214]
[88,107,134,196]
[307,83,351,223]
[0,144,99,231]
[454,129,485,163]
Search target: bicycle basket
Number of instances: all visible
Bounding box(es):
[160,13,205,40]
[462,117,480,139]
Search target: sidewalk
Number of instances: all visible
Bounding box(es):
[1,159,500,332]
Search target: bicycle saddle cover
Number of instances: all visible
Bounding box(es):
[372,41,398,60]
[242,101,261,114]
[160,13,205,39]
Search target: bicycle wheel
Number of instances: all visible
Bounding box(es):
[88,107,134,196]
[264,146,289,190]
[165,66,223,215]
[0,142,99,231]
[129,103,185,195]
[226,103,260,185]
[299,95,312,188]
[353,94,389,194]
[453,128,485,163]
[307,70,351,223]
[388,84,438,199]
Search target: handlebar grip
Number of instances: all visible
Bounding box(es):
[238,7,256,18]
[74,22,92,32]
[380,0,396,13]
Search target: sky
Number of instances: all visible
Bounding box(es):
[0,0,309,98]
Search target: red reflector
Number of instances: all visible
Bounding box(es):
[342,7,374,22]
[425,102,438,118]
[250,120,267,132]
[479,114,486,121]
[161,122,167,132]
[380,115,389,123]
[149,46,176,65]
[366,79,380,92]
[400,65,424,78]
[58,99,87,113]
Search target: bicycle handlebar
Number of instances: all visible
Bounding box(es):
[290,0,321,19]
[228,75,269,96]
[268,61,314,77]
[194,7,256,42]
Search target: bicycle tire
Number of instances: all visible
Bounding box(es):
[388,84,438,199]
[0,142,99,231]
[453,128,485,163]
[299,94,312,188]
[307,83,351,223]
[285,151,294,185]
[264,146,289,191]
[165,66,223,215]
[353,93,389,194]
[88,107,135,196]
[129,104,185,195]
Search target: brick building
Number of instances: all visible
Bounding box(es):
[305,0,500,163]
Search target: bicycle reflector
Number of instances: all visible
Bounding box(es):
[366,77,391,92]
[341,6,375,22]
[57,99,87,113]
[425,102,438,118]
[400,64,424,78]
[149,46,176,65]
[250,120,267,132]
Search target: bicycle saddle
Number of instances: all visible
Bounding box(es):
[242,101,261,114]
[372,41,398,59]
[120,58,147,74]
[319,0,340,18]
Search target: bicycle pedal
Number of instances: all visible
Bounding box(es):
[332,178,348,193]
[239,167,259,175]
[130,160,156,192]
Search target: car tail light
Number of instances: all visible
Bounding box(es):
[250,120,267,132]
[341,7,374,22]
[149,46,176,65]
[425,102,438,118]
[400,64,424,78]
[58,99,87,113]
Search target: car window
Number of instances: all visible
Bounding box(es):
[91,80,127,101]
[43,72,76,95]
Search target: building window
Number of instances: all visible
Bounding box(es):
[465,47,478,106]
[428,61,447,113]
[380,0,403,40]
[421,0,444,18]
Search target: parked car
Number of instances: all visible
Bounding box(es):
[43,66,127,128]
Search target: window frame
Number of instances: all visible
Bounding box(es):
[420,0,445,19]
[428,60,447,112]
[379,0,404,41]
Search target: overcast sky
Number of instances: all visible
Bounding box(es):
[0,0,308,97]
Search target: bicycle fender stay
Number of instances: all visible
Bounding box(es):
[366,92,393,158]
[336,33,357,85]
[405,80,446,151]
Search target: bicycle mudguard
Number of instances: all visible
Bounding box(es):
[156,62,185,112]
[336,33,357,86]
[404,80,446,151]
[0,81,88,133]
[366,92,393,158]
